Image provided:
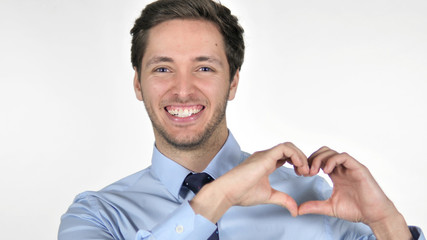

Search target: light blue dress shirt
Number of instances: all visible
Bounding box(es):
[59,132,425,240]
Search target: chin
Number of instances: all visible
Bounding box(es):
[167,135,207,150]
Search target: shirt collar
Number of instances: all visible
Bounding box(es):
[150,131,243,200]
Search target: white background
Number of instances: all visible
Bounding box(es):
[1,0,426,239]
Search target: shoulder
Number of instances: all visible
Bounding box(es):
[69,166,158,209]
[100,167,154,192]
[59,169,156,240]
[61,166,162,229]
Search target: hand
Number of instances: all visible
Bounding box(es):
[298,146,412,239]
[220,142,310,215]
[191,142,309,222]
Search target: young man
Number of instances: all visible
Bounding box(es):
[59,0,424,239]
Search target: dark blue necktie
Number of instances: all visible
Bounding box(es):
[183,172,219,240]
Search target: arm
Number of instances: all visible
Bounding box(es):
[59,194,216,240]
[58,143,309,240]
[191,144,418,240]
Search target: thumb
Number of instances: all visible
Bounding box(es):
[298,200,333,216]
[269,189,298,217]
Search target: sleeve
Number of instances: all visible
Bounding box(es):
[409,226,426,240]
[135,201,217,240]
[58,194,217,240]
[58,194,116,240]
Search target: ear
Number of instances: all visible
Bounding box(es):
[133,67,144,101]
[228,69,240,101]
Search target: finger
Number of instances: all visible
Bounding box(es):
[298,200,333,217]
[268,189,298,217]
[323,152,361,174]
[308,148,338,175]
[307,146,331,165]
[275,142,309,176]
[275,159,287,168]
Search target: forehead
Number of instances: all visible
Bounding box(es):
[142,19,227,64]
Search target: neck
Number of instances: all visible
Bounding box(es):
[154,127,229,173]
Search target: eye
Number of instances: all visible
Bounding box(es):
[198,67,213,72]
[154,67,170,73]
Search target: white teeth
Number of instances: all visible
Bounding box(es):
[167,108,201,117]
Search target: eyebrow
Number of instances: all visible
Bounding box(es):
[194,56,223,67]
[145,56,174,68]
[145,55,223,68]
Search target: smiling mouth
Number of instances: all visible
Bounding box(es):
[165,105,205,118]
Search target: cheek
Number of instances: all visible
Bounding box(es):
[203,86,230,104]
[141,83,172,111]
[198,76,230,95]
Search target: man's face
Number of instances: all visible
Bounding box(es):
[134,19,239,150]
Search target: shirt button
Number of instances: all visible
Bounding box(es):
[175,225,184,234]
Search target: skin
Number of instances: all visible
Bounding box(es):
[134,19,412,240]
[134,19,239,172]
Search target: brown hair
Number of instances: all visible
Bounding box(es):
[130,0,245,81]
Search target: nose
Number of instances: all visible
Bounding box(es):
[172,71,196,97]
